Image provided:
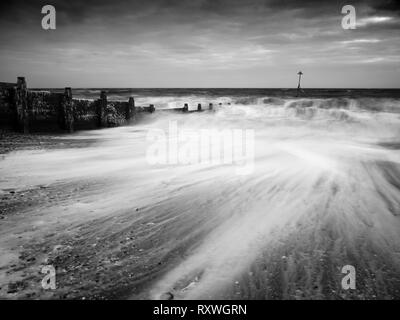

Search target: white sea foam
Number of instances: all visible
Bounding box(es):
[1,97,400,299]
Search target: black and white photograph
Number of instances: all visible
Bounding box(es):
[0,0,400,306]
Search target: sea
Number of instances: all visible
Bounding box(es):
[71,87,400,110]
[2,87,400,298]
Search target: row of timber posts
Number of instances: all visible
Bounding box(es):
[182,103,213,112]
[13,77,75,133]
[12,77,140,133]
[11,76,219,134]
[95,91,140,126]
[15,80,75,133]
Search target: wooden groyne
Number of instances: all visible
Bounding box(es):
[162,102,214,113]
[0,77,155,133]
[0,77,215,134]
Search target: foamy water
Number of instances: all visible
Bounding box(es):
[1,96,400,299]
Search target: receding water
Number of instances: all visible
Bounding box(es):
[1,91,400,299]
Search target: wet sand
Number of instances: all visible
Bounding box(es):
[1,106,400,300]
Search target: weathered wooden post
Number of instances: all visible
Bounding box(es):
[183,103,189,112]
[97,91,107,127]
[15,77,29,133]
[209,103,213,110]
[62,87,74,133]
[149,104,155,113]
[127,97,135,120]
[197,103,202,111]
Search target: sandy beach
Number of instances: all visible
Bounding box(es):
[1,99,400,300]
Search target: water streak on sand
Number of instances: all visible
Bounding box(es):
[1,96,400,299]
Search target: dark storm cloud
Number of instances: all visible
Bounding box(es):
[0,0,381,19]
[370,0,400,13]
[0,0,143,24]
[0,0,399,25]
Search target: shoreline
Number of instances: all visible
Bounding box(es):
[0,103,400,300]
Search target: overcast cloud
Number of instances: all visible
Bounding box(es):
[0,0,399,87]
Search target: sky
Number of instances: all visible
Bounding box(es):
[0,0,399,88]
